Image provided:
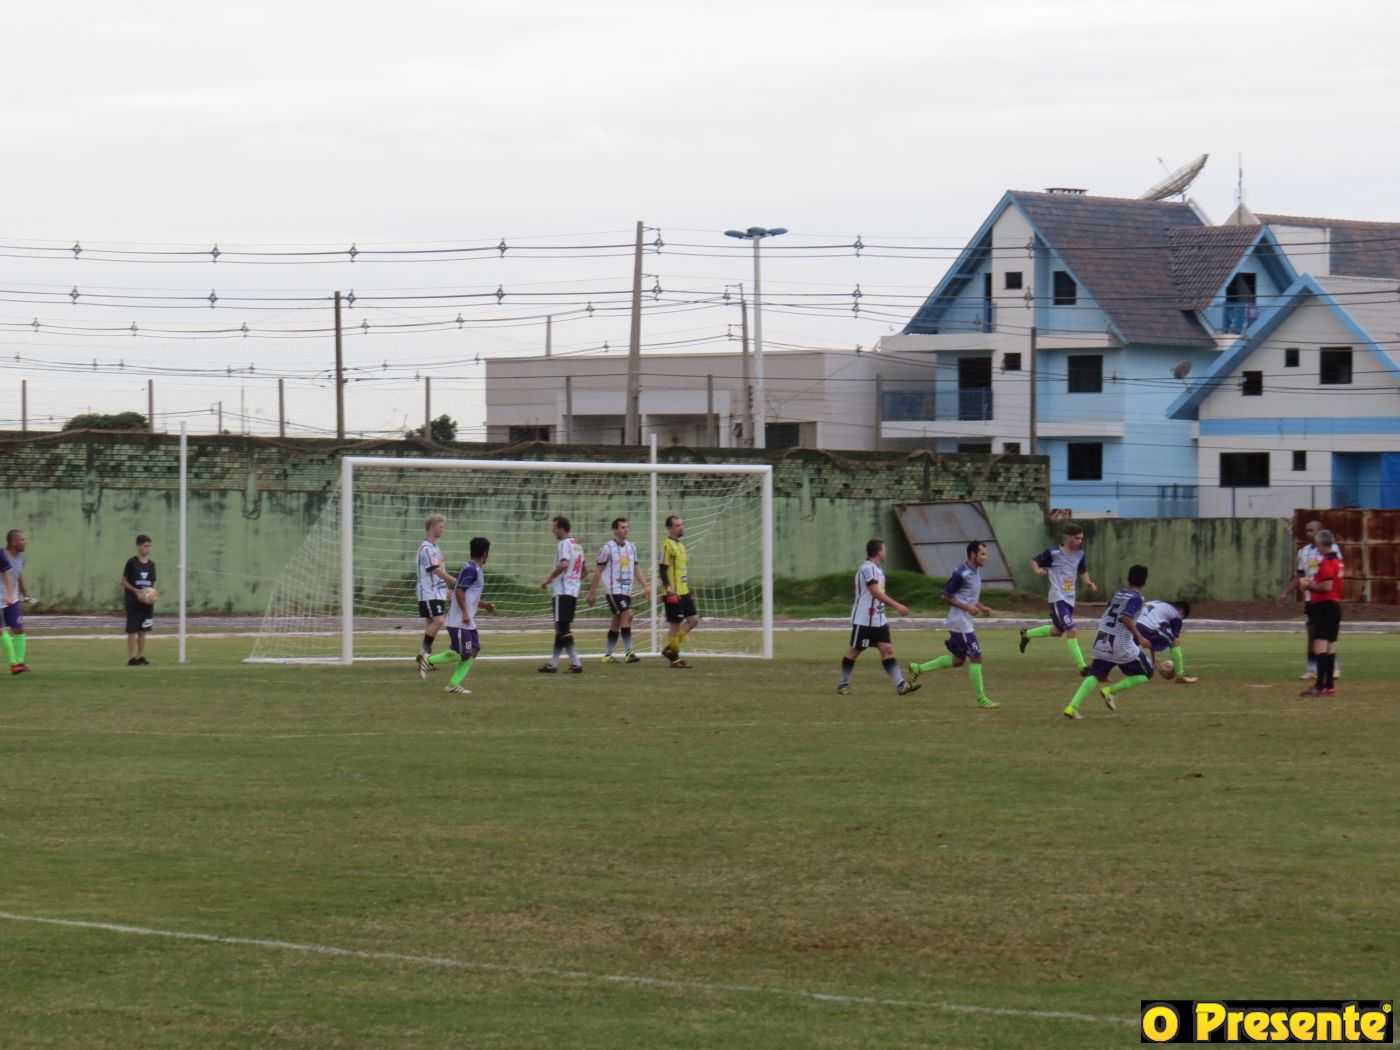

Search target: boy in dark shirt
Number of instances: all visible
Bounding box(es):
[121,534,157,666]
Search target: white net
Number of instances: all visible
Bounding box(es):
[248,457,770,663]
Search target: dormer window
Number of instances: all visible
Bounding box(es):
[1053,271,1077,306]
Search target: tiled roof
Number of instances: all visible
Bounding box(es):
[1168,225,1265,309]
[1009,192,1216,347]
[1256,213,1400,279]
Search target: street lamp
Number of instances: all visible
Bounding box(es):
[724,226,787,448]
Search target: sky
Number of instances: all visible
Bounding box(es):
[2,0,1397,438]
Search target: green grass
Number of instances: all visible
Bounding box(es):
[2,629,1397,1048]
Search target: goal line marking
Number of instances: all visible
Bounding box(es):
[0,910,1130,1028]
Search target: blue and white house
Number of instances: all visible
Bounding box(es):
[1168,273,1400,515]
[878,189,1300,517]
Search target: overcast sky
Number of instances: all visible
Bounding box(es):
[2,0,1396,437]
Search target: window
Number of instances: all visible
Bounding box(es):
[1292,450,1307,471]
[508,425,551,443]
[1067,355,1103,393]
[1284,347,1300,368]
[1053,270,1077,305]
[1004,271,1023,290]
[1067,442,1103,480]
[1220,452,1270,487]
[1003,441,1022,455]
[1002,352,1022,371]
[1241,370,1263,396]
[1320,347,1353,385]
[767,422,802,449]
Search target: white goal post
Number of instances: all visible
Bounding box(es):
[248,455,773,664]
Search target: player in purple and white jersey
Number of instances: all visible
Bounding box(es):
[421,536,494,694]
[1063,564,1153,720]
[908,541,999,708]
[1,530,29,674]
[1136,599,1198,684]
[1019,523,1096,671]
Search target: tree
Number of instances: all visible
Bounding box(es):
[64,411,148,431]
[428,414,458,443]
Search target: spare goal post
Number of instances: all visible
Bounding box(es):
[248,456,773,664]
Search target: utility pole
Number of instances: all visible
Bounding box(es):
[423,376,432,439]
[21,380,27,432]
[334,290,345,440]
[874,374,883,451]
[624,220,644,446]
[545,314,553,357]
[739,291,753,447]
[706,374,716,446]
[564,375,574,444]
[148,379,155,432]
[278,378,286,438]
[217,400,223,433]
[1028,326,1038,456]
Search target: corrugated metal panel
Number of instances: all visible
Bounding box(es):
[894,501,1015,589]
[1293,507,1400,604]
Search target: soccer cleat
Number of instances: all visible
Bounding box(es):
[127,657,140,666]
[566,664,583,674]
[416,653,429,680]
[137,657,149,666]
[14,663,29,675]
[624,652,641,664]
[538,664,558,674]
[1018,629,1030,654]
[975,696,1000,709]
[1100,686,1116,712]
[599,654,616,664]
[9,664,21,675]
[1299,686,1323,697]
[1320,687,1337,697]
[1063,705,1082,720]
[836,684,851,695]
[896,680,921,696]
[1177,675,1199,685]
[907,662,921,685]
[446,685,471,695]
[670,659,692,669]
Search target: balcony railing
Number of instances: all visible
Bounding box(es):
[881,388,994,422]
[1218,302,1260,335]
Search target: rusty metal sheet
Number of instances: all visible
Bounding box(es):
[893,501,1015,589]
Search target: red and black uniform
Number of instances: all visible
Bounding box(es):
[1307,552,1343,691]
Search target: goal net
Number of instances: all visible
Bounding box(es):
[248,456,772,664]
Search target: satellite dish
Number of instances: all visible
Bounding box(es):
[1171,361,1193,380]
[1140,154,1209,201]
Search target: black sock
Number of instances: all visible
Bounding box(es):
[422,634,434,654]
[1318,653,1335,688]
[621,628,632,650]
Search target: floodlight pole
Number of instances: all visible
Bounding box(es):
[724,227,787,449]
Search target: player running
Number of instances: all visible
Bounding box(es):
[1020,523,1097,671]
[415,515,458,672]
[837,538,919,697]
[908,540,998,708]
[539,515,588,673]
[658,515,699,668]
[586,517,652,663]
[1063,564,1153,720]
[1136,599,1198,684]
[0,534,21,674]
[421,537,495,694]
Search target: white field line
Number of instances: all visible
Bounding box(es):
[0,910,1131,1028]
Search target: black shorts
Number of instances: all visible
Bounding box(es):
[606,594,632,615]
[419,599,447,620]
[1307,601,1342,643]
[125,595,154,633]
[664,593,697,624]
[848,623,892,650]
[553,594,578,630]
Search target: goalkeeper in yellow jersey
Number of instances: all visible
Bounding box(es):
[658,515,699,668]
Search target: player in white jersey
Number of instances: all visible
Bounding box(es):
[908,540,998,708]
[1135,599,1198,684]
[2,529,29,673]
[1020,522,1096,671]
[586,517,652,663]
[421,536,494,694]
[414,515,458,670]
[539,515,589,673]
[1278,519,1343,681]
[837,538,918,696]
[1063,564,1154,719]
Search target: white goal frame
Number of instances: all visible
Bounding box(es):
[335,455,773,665]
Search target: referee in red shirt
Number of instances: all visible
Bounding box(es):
[1293,529,1343,697]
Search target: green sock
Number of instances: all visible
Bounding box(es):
[1170,645,1185,675]
[449,657,474,687]
[1026,624,1054,639]
[1068,677,1097,711]
[914,654,955,673]
[1,631,14,664]
[1066,637,1085,670]
[968,663,986,699]
[15,634,25,662]
[1107,674,1148,696]
[428,650,459,666]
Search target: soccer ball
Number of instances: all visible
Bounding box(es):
[139,587,158,605]
[1157,657,1175,680]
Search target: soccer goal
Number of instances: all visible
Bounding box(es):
[247,456,773,664]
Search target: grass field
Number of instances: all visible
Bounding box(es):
[2,627,1397,1048]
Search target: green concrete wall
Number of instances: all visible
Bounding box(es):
[0,433,1052,613]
